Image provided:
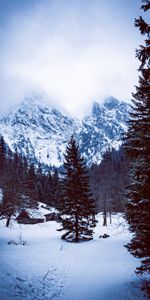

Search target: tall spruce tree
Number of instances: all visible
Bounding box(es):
[125,0,150,275]
[59,136,96,242]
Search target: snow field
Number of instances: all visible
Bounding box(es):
[0,213,147,300]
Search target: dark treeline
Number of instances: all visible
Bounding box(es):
[0,134,129,228]
[0,136,60,226]
[89,147,129,214]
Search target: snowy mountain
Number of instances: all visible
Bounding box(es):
[78,97,129,164]
[0,94,130,167]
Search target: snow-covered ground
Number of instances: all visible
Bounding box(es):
[0,213,148,300]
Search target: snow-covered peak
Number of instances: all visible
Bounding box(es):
[92,102,101,115]
[104,97,120,109]
[0,95,130,167]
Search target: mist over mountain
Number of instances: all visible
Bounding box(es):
[0,94,130,167]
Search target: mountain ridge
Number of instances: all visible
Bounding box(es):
[0,95,130,167]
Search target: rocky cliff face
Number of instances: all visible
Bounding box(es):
[78,97,129,165]
[0,94,129,167]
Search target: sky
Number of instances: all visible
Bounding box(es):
[0,0,143,117]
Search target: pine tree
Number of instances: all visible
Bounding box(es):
[2,150,24,227]
[59,136,96,242]
[44,171,54,206]
[89,147,128,214]
[125,0,150,275]
[2,176,23,227]
[24,163,38,207]
[52,169,61,209]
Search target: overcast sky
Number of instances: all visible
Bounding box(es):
[0,0,142,117]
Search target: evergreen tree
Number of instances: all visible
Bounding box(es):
[89,147,129,213]
[36,162,44,202]
[35,164,59,207]
[2,175,23,227]
[44,171,54,206]
[125,0,150,275]
[24,163,38,207]
[52,169,61,209]
[59,136,96,242]
[1,149,24,227]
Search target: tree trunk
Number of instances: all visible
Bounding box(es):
[103,211,107,226]
[6,216,11,227]
[109,212,112,224]
[75,214,79,242]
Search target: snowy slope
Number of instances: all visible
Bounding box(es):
[0,94,78,167]
[78,97,129,164]
[0,94,129,167]
[0,214,147,300]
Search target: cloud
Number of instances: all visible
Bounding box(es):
[0,0,141,117]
